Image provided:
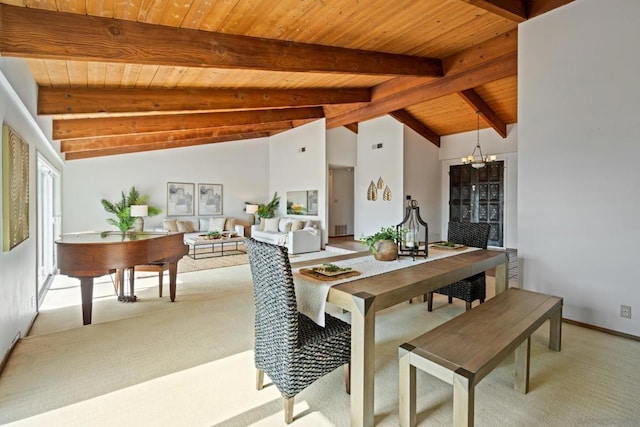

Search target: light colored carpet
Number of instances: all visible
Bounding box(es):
[1,261,639,426]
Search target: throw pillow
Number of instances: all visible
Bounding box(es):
[209,217,227,232]
[199,218,209,232]
[264,218,280,232]
[163,219,178,232]
[304,220,315,229]
[278,218,293,233]
[291,219,304,231]
[283,222,292,232]
[224,217,236,231]
[176,220,194,233]
[259,217,265,231]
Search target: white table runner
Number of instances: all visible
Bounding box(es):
[293,246,480,326]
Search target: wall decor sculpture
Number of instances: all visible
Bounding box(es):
[2,124,30,251]
[367,180,377,201]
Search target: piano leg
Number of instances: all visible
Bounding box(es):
[80,277,94,325]
[169,261,178,302]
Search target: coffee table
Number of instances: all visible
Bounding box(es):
[184,235,246,259]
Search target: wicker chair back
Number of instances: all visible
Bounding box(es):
[448,222,491,249]
[245,238,351,402]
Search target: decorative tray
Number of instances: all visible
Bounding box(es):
[298,263,361,282]
[311,263,354,276]
[431,241,466,250]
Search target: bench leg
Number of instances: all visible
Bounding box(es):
[453,373,473,427]
[549,307,562,351]
[398,346,416,427]
[514,337,531,393]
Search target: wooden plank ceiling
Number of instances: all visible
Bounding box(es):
[0,0,573,160]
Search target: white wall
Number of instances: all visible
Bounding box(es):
[403,126,442,242]
[269,119,328,243]
[327,126,357,167]
[519,0,640,335]
[63,138,270,233]
[355,116,404,239]
[440,124,518,248]
[0,58,63,361]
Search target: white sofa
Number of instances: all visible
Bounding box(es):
[251,217,321,254]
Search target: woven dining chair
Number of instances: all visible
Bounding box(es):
[426,222,491,312]
[245,238,351,424]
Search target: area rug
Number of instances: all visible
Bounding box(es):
[178,251,248,273]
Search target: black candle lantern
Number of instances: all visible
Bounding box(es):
[397,195,428,260]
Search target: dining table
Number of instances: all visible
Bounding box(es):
[291,247,508,427]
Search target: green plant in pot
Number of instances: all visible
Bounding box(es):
[361,226,405,261]
[256,192,280,219]
[101,187,161,233]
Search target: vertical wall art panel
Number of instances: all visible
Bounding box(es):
[2,124,30,251]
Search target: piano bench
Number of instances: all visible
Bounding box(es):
[135,262,170,297]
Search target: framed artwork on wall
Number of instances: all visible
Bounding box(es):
[166,182,194,216]
[198,183,223,216]
[2,124,30,252]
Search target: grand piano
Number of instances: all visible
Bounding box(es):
[56,231,188,325]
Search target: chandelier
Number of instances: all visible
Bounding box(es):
[461,111,496,169]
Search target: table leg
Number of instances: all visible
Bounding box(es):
[494,256,509,294]
[169,261,178,302]
[350,292,376,427]
[549,306,562,351]
[514,337,530,393]
[79,277,94,325]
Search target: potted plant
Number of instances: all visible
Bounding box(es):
[256,192,280,219]
[101,187,161,233]
[360,226,405,261]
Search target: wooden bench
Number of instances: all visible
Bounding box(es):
[398,288,562,427]
[134,262,170,297]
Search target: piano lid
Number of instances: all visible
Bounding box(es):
[57,231,171,244]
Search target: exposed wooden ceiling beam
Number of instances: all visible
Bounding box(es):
[64,132,271,160]
[458,89,507,138]
[325,29,517,129]
[527,0,575,19]
[0,4,442,77]
[460,0,574,21]
[344,123,359,134]
[389,110,441,147]
[53,107,324,140]
[326,52,516,129]
[60,122,294,153]
[38,87,372,116]
[460,0,528,22]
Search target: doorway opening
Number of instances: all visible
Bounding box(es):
[36,153,61,306]
[328,166,354,238]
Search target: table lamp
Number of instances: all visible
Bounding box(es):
[246,204,259,225]
[130,205,148,232]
